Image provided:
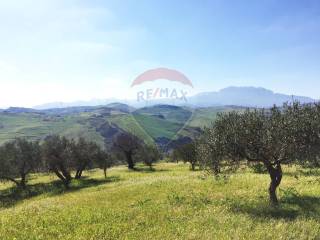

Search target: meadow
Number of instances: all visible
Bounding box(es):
[0,162,319,240]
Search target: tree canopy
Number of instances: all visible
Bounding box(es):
[0,138,41,188]
[199,103,320,205]
[112,132,143,170]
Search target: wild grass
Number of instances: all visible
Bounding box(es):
[0,163,319,240]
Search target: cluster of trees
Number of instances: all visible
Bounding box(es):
[169,102,320,205]
[0,136,111,188]
[171,142,198,171]
[42,136,111,187]
[0,132,162,189]
[112,132,161,170]
[197,103,320,205]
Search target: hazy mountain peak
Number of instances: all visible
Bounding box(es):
[189,86,317,108]
[220,86,274,94]
[31,86,317,110]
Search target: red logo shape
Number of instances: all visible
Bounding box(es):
[131,68,193,88]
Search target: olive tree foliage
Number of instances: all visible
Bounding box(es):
[291,103,320,168]
[94,148,112,179]
[137,145,162,169]
[112,133,143,170]
[199,103,320,205]
[0,135,112,188]
[174,142,198,171]
[41,135,73,187]
[197,129,223,174]
[170,148,181,163]
[71,138,107,179]
[0,138,41,188]
[42,135,113,183]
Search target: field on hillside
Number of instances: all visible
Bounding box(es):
[1,163,320,240]
[0,105,249,150]
[0,113,104,146]
[0,105,206,146]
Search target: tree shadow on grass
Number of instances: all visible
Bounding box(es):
[0,176,121,209]
[228,194,320,221]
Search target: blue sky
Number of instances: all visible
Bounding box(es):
[0,0,320,108]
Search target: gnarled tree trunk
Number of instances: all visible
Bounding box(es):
[191,162,196,171]
[265,161,282,205]
[75,162,88,179]
[103,167,107,179]
[125,152,135,170]
[53,166,72,188]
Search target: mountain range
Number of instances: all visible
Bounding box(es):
[32,86,317,110]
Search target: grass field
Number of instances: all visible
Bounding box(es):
[0,163,319,240]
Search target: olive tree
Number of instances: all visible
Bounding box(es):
[71,138,103,179]
[290,103,320,168]
[0,138,41,188]
[137,145,161,170]
[113,133,143,170]
[41,135,73,187]
[170,148,181,163]
[199,103,320,205]
[197,128,222,174]
[175,142,198,171]
[94,148,112,179]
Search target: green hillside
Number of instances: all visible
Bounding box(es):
[132,113,185,139]
[0,113,104,146]
[135,105,193,123]
[188,106,246,128]
[0,105,240,147]
[107,114,154,144]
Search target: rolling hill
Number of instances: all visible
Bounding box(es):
[0,104,234,150]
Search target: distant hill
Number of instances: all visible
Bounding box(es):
[189,87,316,107]
[3,107,40,114]
[34,99,120,110]
[32,86,318,109]
[0,104,221,151]
[105,103,135,113]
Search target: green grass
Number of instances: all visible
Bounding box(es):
[1,163,320,240]
[132,114,184,140]
[0,113,104,145]
[135,105,192,123]
[108,114,154,144]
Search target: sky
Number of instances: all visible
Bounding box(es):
[0,0,320,108]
